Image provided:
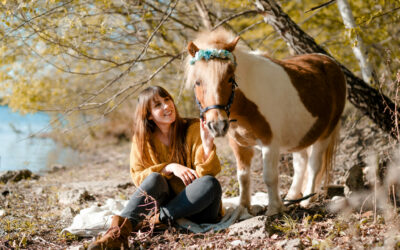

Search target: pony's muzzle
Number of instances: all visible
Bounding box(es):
[207,120,229,137]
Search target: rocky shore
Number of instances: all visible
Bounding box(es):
[1,107,400,249]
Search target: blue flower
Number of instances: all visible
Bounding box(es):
[204,50,212,60]
[190,49,235,65]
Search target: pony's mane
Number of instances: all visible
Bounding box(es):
[192,28,236,49]
[184,28,245,88]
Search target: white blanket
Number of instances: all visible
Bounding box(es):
[62,192,269,236]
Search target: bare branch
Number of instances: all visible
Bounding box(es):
[305,0,336,13]
[212,10,258,30]
[195,0,213,29]
[144,0,199,31]
[77,0,179,109]
[106,52,183,115]
[0,0,73,42]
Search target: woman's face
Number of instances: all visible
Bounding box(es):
[148,94,176,127]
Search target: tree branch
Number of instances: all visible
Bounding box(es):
[213,10,258,30]
[195,0,213,29]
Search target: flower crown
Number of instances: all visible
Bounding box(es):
[189,49,235,65]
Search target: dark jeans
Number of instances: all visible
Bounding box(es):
[120,172,222,228]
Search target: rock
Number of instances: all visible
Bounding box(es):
[58,189,95,205]
[228,216,269,239]
[230,240,245,247]
[34,187,44,195]
[67,246,84,250]
[1,189,10,197]
[49,164,66,173]
[0,209,5,216]
[117,182,133,189]
[284,238,302,250]
[345,162,366,194]
[275,239,288,248]
[328,196,349,213]
[61,207,75,220]
[326,185,345,198]
[0,170,39,183]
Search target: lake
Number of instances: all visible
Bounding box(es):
[0,105,80,174]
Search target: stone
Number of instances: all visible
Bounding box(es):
[58,189,95,205]
[1,189,10,197]
[326,185,345,198]
[230,240,245,247]
[61,207,75,220]
[34,187,44,195]
[67,246,84,250]
[275,239,288,249]
[49,164,66,173]
[327,196,349,213]
[345,162,366,193]
[117,182,133,189]
[284,238,302,250]
[0,170,39,183]
[228,216,269,239]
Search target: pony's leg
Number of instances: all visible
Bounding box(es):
[300,138,330,207]
[286,150,308,200]
[261,144,284,216]
[228,137,254,212]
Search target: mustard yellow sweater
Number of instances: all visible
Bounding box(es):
[130,120,221,195]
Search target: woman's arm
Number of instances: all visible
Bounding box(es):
[190,122,221,177]
[200,119,214,161]
[161,163,199,186]
[129,140,168,187]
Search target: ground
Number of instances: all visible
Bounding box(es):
[1,107,400,249]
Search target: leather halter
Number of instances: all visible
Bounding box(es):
[195,78,238,121]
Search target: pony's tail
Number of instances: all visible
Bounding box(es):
[315,120,341,193]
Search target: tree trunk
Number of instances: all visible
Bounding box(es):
[254,0,399,140]
[336,0,375,84]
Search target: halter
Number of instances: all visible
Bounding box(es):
[190,48,238,121]
[195,78,238,121]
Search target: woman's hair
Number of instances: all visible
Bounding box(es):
[132,86,190,166]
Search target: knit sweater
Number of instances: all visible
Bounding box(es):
[129,120,221,195]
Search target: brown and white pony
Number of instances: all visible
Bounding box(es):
[185,29,346,216]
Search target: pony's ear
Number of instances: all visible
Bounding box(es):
[225,36,240,52]
[187,42,199,57]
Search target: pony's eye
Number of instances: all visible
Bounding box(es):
[195,81,201,86]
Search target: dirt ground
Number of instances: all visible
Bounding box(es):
[1,107,400,249]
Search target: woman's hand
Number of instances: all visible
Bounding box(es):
[200,119,214,160]
[162,163,199,186]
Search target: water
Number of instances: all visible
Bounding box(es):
[0,106,80,174]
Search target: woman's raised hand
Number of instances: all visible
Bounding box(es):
[162,163,199,186]
[200,119,214,160]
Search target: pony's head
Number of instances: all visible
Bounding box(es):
[185,29,240,137]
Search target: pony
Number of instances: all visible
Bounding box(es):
[185,28,346,216]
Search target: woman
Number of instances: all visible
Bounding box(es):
[89,86,222,249]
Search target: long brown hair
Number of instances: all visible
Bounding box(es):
[132,86,190,166]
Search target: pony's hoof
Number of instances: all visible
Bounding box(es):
[238,206,253,220]
[300,199,311,208]
[299,193,316,207]
[266,205,284,216]
[249,204,265,215]
[285,192,303,201]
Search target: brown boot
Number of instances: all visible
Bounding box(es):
[87,215,133,250]
[149,213,161,225]
[148,213,168,230]
[134,213,167,231]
